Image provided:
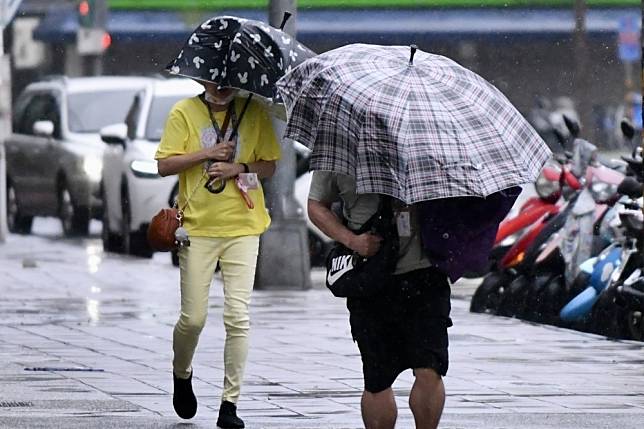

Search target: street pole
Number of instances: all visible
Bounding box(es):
[573,0,593,141]
[1,0,25,243]
[77,0,107,76]
[255,0,311,290]
[0,25,10,242]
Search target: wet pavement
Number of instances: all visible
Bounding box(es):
[1,218,644,428]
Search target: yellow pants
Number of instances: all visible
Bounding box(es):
[173,235,259,404]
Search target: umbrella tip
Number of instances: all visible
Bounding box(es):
[409,44,418,65]
[279,11,292,30]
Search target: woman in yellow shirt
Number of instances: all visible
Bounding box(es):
[156,82,280,429]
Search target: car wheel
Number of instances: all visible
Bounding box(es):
[101,188,121,252]
[6,181,33,234]
[58,180,89,236]
[120,190,153,258]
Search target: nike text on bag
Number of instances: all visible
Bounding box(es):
[325,199,399,298]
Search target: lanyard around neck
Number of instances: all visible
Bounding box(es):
[202,94,236,143]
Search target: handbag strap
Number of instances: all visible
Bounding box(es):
[202,96,235,143]
[203,94,254,194]
[176,172,207,212]
[200,93,254,156]
[354,196,394,235]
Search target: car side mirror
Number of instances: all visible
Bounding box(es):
[100,123,128,146]
[33,120,54,137]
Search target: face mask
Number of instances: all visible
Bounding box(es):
[205,91,236,105]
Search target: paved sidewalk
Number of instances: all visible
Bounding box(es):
[1,220,644,428]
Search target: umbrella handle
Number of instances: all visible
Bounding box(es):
[205,94,254,195]
[205,177,226,194]
[279,12,292,30]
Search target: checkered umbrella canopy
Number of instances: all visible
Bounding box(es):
[276,44,552,204]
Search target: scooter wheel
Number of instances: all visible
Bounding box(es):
[535,275,566,326]
[497,274,531,318]
[589,288,623,338]
[626,311,643,341]
[470,271,512,314]
[522,274,553,322]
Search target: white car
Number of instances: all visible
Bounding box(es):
[6,76,150,235]
[99,77,202,256]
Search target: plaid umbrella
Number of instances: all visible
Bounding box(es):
[276,44,552,204]
[166,15,315,100]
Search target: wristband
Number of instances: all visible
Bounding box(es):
[240,163,250,174]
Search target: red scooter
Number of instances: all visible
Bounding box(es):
[496,157,582,270]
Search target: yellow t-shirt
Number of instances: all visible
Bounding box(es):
[155,96,281,237]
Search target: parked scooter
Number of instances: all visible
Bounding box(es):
[470,116,587,314]
[617,270,644,340]
[501,166,623,324]
[559,140,643,329]
[558,195,632,326]
[501,129,626,323]
[590,201,643,338]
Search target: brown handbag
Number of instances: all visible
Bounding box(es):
[147,170,207,252]
[147,207,183,252]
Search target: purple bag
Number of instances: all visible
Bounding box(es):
[417,187,521,282]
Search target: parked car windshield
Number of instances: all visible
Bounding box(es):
[145,95,187,141]
[68,90,140,133]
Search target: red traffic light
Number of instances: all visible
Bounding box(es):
[102,32,112,50]
[79,1,90,16]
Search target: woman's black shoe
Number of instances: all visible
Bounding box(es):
[173,371,197,419]
[217,400,245,428]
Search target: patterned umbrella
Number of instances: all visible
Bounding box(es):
[276,44,552,204]
[166,14,315,100]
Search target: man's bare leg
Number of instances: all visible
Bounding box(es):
[409,368,445,429]
[361,387,397,429]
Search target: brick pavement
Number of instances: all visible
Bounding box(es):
[1,223,643,428]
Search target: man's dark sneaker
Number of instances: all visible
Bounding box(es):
[217,400,245,429]
[173,371,197,419]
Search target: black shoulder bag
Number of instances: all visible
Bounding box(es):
[325,197,399,298]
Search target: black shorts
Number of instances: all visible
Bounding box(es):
[346,267,452,393]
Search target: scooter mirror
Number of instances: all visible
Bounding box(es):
[563,114,580,138]
[620,118,635,140]
[617,176,643,199]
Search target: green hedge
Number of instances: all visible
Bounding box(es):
[108,0,640,10]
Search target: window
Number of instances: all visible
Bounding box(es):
[67,89,140,133]
[145,95,185,141]
[16,92,61,137]
[12,93,34,133]
[124,94,142,140]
